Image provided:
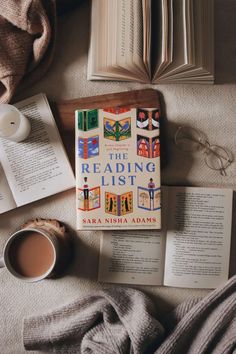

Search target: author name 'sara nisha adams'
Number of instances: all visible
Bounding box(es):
[82,217,157,225]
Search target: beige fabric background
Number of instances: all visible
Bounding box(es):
[0,1,236,353]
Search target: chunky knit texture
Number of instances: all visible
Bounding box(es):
[23,276,236,354]
[0,0,56,103]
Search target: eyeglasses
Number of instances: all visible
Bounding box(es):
[174,126,233,176]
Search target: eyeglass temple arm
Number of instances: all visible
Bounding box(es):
[201,141,231,163]
[182,134,231,163]
[218,157,227,176]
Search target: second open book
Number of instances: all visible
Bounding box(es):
[88,0,214,84]
[0,94,75,214]
[99,186,233,289]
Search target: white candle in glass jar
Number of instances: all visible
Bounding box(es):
[0,104,31,142]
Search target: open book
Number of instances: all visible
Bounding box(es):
[0,94,75,215]
[88,0,214,84]
[98,186,233,289]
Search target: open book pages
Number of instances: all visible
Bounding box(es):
[98,186,233,289]
[0,94,75,214]
[88,0,214,84]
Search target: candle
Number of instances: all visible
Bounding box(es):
[0,104,31,142]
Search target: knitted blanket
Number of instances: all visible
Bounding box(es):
[0,0,56,103]
[23,276,236,354]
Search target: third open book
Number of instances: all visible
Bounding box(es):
[99,186,233,289]
[88,0,214,84]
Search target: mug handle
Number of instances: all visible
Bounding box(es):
[0,257,5,268]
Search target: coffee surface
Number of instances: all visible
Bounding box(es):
[9,231,55,278]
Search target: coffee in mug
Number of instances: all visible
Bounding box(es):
[0,227,59,282]
[8,230,55,278]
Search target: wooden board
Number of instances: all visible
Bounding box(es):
[51,89,160,169]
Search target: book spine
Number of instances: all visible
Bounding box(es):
[117,195,121,216]
[148,112,152,131]
[84,139,88,159]
[84,112,87,131]
[149,137,152,158]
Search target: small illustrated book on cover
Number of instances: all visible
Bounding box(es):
[75,107,161,230]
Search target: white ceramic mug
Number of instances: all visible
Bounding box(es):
[0,228,60,282]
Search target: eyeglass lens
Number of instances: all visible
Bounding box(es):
[175,126,233,175]
[204,145,232,171]
[175,126,206,152]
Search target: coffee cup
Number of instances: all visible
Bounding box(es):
[0,227,60,282]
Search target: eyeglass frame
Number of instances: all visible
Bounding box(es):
[174,126,233,176]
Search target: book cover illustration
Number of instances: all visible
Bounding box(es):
[103,108,131,114]
[137,109,160,130]
[137,135,160,158]
[77,178,100,211]
[105,192,133,216]
[77,109,99,131]
[76,107,161,230]
[104,117,131,141]
[138,185,161,211]
[78,135,99,159]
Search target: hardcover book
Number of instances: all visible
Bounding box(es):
[75,107,161,230]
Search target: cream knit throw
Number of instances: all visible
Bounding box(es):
[23,276,236,354]
[0,0,56,103]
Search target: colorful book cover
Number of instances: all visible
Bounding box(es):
[136,108,160,130]
[78,135,99,159]
[76,109,99,131]
[75,108,161,230]
[105,191,133,216]
[137,135,160,158]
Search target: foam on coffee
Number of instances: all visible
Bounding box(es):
[8,231,55,278]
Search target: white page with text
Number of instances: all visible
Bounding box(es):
[163,187,233,289]
[98,229,166,285]
[0,163,16,214]
[0,94,75,206]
